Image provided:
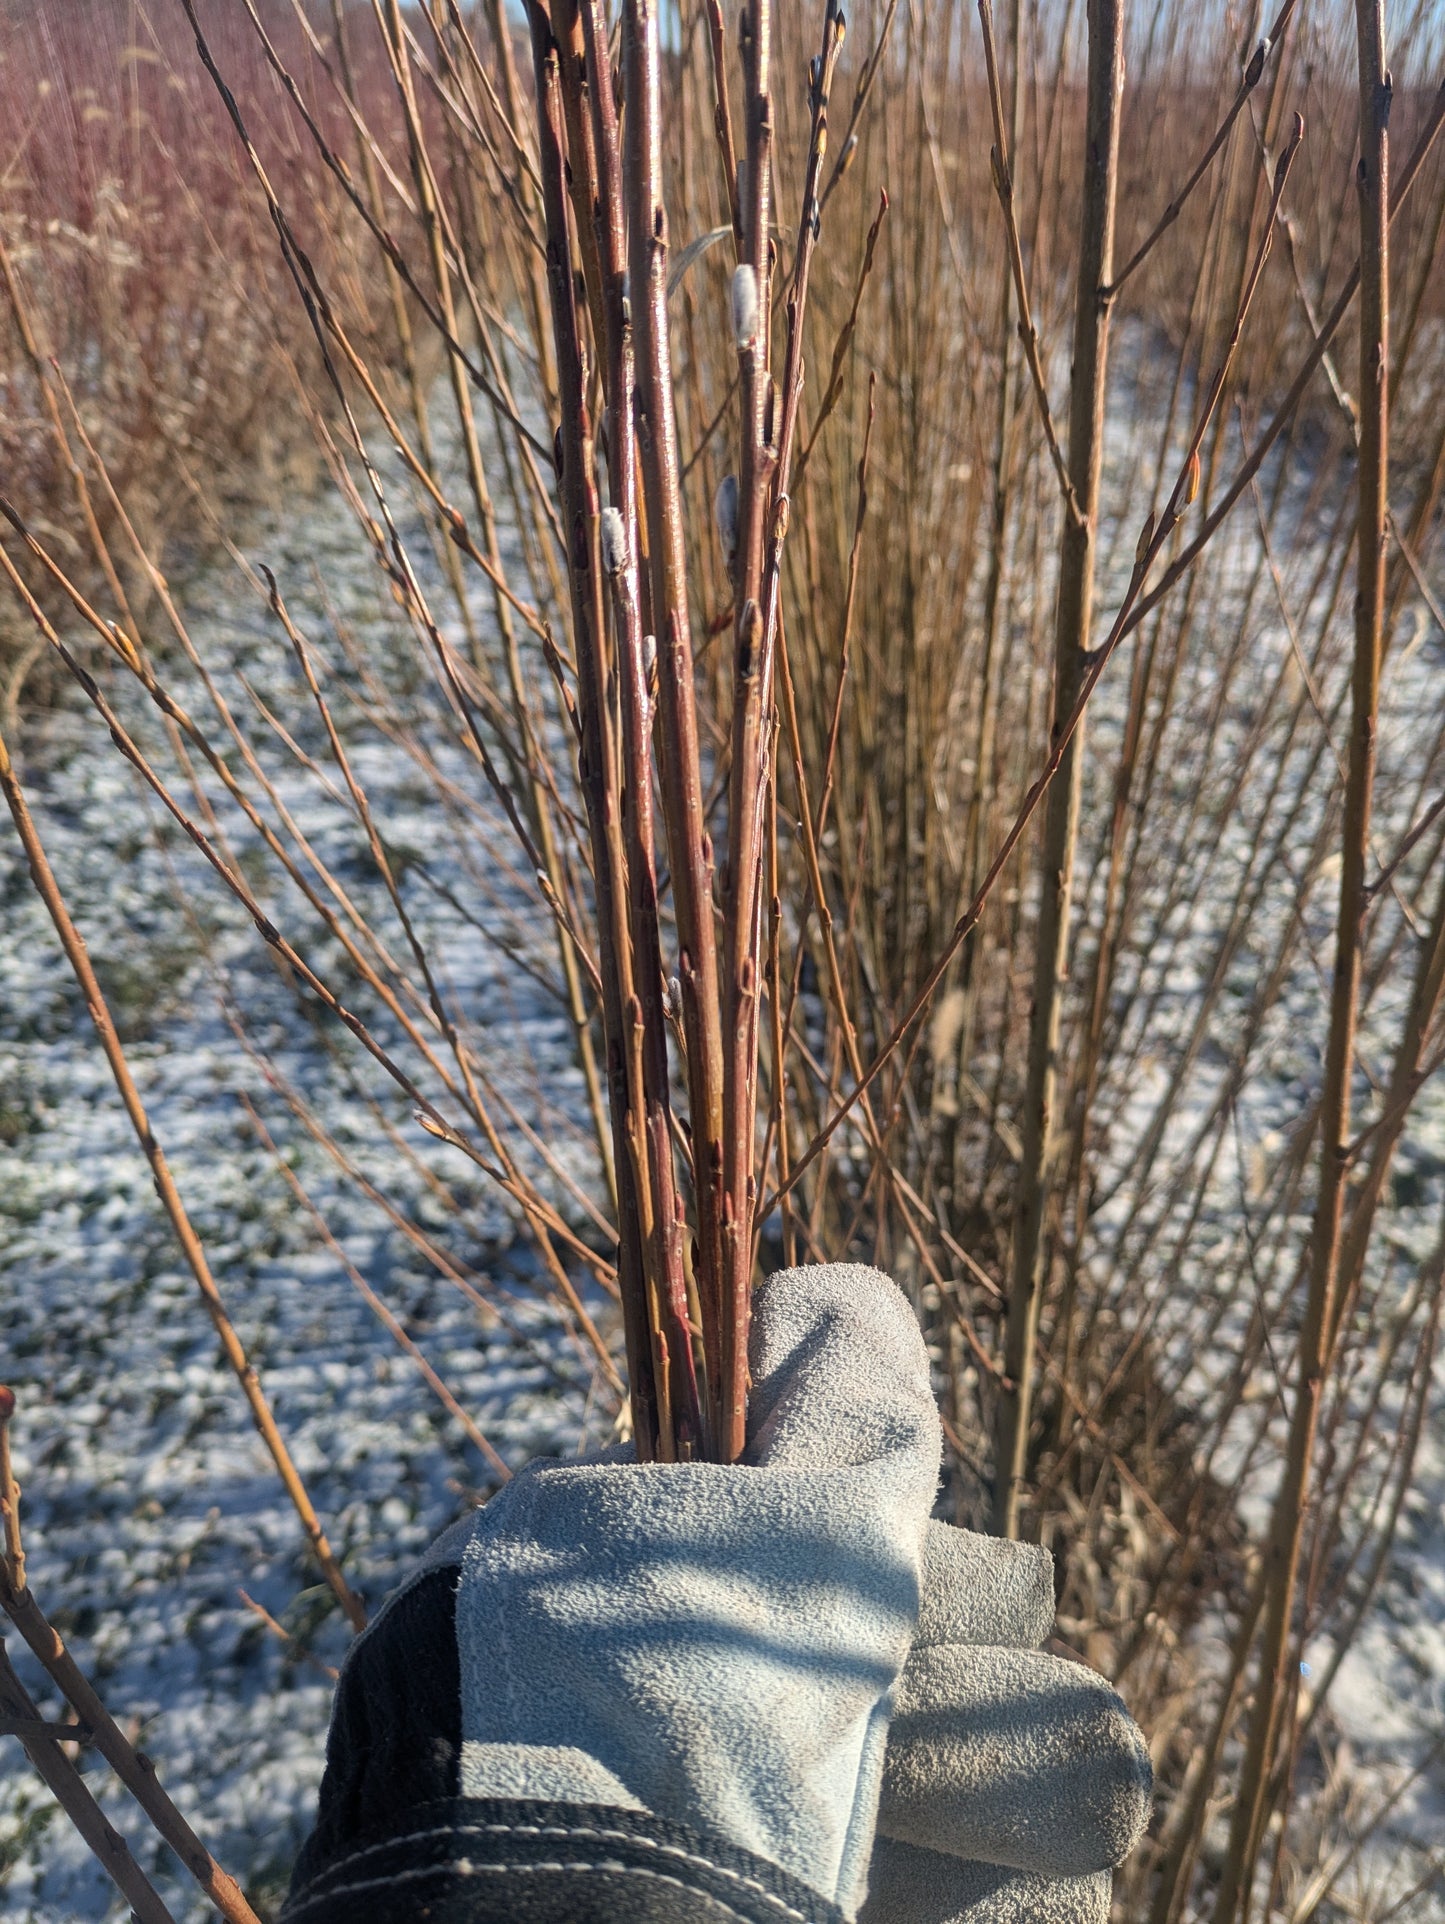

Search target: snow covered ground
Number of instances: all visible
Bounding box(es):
[1,370,1443,1920]
[0,465,616,1919]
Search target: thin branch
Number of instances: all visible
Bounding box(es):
[1103,0,1301,299]
[771,114,1305,1212]
[977,0,1087,530]
[0,715,366,1638]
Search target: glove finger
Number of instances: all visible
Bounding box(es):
[916,1520,1055,1650]
[880,1645,1151,1875]
[744,1264,940,1479]
[861,1836,1110,1924]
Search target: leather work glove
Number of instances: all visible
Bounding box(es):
[862,1519,1151,1921]
[282,1265,1151,1924]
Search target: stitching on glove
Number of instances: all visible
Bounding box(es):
[291,1820,816,1922]
[282,1854,804,1916]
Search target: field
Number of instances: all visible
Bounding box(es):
[2,1,1445,1919]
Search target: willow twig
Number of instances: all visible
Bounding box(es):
[0,721,365,1637]
[1209,15,1389,1913]
[771,114,1306,1213]
[0,1640,176,1924]
[1103,0,1301,299]
[623,0,731,1455]
[977,0,1086,530]
[1,1518,259,1923]
[243,1097,513,1481]
[0,1387,22,1597]
[526,1,679,1459]
[993,0,1124,1539]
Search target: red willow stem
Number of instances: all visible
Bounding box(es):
[0,1386,23,1596]
[718,0,844,1461]
[704,0,744,243]
[622,0,731,1457]
[757,4,848,716]
[569,0,704,1456]
[978,0,1086,529]
[718,0,778,1461]
[524,3,673,1460]
[550,0,609,369]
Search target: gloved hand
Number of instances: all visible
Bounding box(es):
[861,1518,1152,1922]
[283,1265,1151,1924]
[450,1261,941,1916]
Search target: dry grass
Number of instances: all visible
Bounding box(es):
[0,0,406,718]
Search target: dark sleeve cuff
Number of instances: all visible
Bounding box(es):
[281,1796,848,1924]
[291,1564,464,1886]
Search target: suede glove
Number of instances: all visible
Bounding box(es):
[860,1519,1153,1922]
[451,1262,941,1917]
[287,1264,1151,1924]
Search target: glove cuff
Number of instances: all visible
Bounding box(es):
[281,1796,850,1924]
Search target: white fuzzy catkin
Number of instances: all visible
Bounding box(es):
[600,507,628,576]
[715,474,740,567]
[730,263,759,350]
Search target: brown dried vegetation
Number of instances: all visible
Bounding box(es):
[4,0,1445,1917]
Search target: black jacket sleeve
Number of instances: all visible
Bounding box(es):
[282,1569,845,1924]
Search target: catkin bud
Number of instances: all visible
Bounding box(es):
[643,632,658,690]
[715,474,740,568]
[764,378,781,452]
[1278,112,1304,191]
[731,263,759,350]
[601,507,628,576]
[737,598,762,679]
